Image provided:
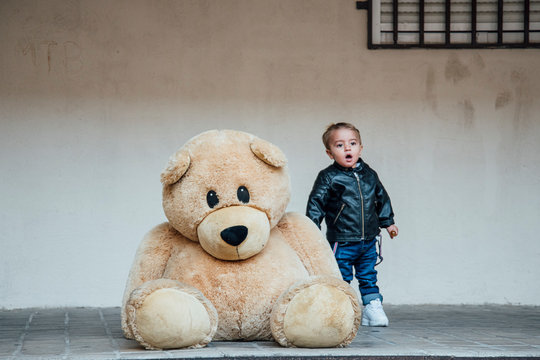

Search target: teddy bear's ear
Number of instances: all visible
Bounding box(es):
[250,138,287,168]
[160,149,191,186]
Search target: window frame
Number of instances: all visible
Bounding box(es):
[356,0,540,49]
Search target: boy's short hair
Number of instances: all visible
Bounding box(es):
[322,122,362,149]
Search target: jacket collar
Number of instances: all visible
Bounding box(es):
[332,158,365,172]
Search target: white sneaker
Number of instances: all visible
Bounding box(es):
[361,299,389,326]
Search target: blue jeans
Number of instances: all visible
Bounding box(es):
[331,239,383,305]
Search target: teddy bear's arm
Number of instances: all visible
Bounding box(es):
[276,212,342,278]
[121,222,176,338]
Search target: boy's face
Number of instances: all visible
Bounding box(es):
[326,128,363,168]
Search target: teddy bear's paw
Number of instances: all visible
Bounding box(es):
[270,276,361,348]
[126,279,218,350]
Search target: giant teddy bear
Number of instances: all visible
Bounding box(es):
[121,130,361,350]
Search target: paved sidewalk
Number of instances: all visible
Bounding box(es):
[1,305,539,359]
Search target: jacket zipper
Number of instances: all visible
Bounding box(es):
[333,203,346,224]
[353,172,365,240]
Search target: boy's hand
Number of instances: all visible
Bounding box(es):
[387,225,398,239]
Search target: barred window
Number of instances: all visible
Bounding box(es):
[357,0,540,48]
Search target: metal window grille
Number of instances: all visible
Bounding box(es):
[357,0,540,48]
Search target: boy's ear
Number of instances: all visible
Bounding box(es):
[160,148,191,186]
[326,149,334,160]
[250,138,287,168]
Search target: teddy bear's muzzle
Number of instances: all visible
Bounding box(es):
[197,206,270,261]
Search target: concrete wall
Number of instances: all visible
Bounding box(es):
[1,0,539,309]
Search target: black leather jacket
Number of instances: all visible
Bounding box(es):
[306,159,395,242]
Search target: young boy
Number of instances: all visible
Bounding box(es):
[306,122,398,327]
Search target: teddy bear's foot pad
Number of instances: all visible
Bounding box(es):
[271,276,361,348]
[127,280,218,350]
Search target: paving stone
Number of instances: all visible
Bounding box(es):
[1,305,540,359]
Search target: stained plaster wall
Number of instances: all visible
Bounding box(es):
[1,0,539,308]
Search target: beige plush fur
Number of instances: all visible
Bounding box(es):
[121,130,361,350]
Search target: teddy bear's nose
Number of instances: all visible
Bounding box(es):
[220,225,248,246]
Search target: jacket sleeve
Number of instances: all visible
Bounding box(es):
[306,171,331,229]
[374,172,395,228]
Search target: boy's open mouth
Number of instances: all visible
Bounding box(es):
[345,154,352,160]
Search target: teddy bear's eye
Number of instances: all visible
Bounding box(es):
[237,186,250,204]
[206,190,219,208]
